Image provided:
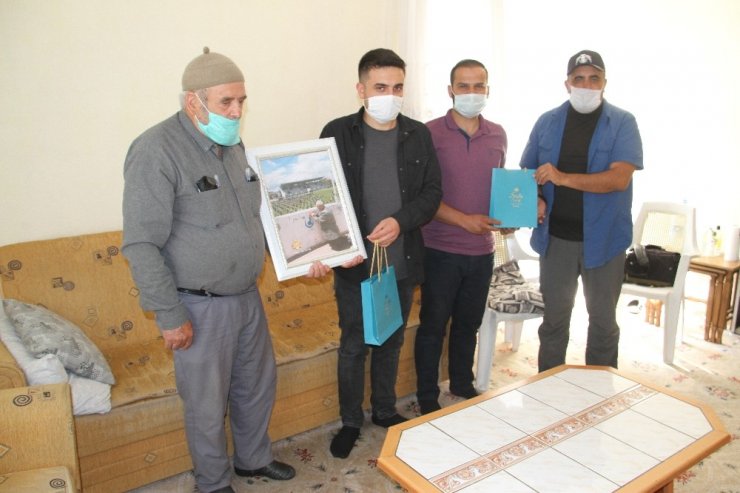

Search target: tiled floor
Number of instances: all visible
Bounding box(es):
[380,367,729,493]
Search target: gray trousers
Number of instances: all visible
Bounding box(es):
[175,287,276,493]
[538,236,625,372]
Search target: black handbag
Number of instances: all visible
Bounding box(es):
[624,244,681,287]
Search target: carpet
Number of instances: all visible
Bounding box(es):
[129,294,739,492]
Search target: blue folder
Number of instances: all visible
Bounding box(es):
[489,169,537,228]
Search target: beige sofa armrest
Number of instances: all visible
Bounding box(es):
[0,342,26,390]
[0,383,80,492]
[0,466,76,492]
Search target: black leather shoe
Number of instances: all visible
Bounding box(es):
[234,460,296,480]
[371,413,407,428]
[449,386,480,399]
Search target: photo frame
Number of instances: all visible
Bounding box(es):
[246,137,366,281]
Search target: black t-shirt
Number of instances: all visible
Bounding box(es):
[549,104,603,241]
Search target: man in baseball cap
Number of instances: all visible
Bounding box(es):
[519,49,643,375]
[123,48,294,493]
[567,49,605,74]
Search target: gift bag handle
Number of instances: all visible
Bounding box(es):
[369,241,389,279]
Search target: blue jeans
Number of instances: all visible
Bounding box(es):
[333,274,415,428]
[538,236,625,372]
[415,248,493,402]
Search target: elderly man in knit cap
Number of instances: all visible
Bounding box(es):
[122,47,295,493]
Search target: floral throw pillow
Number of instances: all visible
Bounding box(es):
[2,299,115,385]
[488,260,544,315]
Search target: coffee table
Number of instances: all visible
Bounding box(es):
[378,365,730,493]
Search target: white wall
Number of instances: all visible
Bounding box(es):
[417,0,740,246]
[2,0,739,247]
[496,0,740,240]
[0,0,401,245]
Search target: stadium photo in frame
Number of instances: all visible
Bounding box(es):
[246,137,367,281]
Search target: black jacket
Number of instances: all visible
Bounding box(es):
[320,108,442,285]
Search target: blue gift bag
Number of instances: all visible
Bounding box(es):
[361,244,403,346]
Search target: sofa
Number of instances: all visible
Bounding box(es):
[0,231,445,492]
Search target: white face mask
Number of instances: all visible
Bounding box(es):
[364,95,403,124]
[569,86,602,114]
[453,92,487,119]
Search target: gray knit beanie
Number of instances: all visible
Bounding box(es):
[181,47,244,91]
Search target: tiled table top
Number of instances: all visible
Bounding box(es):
[378,365,730,493]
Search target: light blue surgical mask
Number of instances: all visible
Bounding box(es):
[195,95,241,146]
[452,92,487,119]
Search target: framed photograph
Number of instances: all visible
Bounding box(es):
[246,137,367,281]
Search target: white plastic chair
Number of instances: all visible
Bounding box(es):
[475,230,541,392]
[620,202,699,364]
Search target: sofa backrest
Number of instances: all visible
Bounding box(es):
[257,249,336,317]
[0,231,152,353]
[0,231,337,353]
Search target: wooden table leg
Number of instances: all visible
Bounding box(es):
[704,273,720,341]
[711,273,724,342]
[654,479,675,492]
[714,273,733,343]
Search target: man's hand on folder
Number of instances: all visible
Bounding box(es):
[461,214,499,235]
[461,214,516,236]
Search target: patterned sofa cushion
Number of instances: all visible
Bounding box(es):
[2,299,115,384]
[488,260,544,315]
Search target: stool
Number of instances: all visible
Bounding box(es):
[646,299,663,326]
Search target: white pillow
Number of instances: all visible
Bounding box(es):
[2,299,115,384]
[68,373,111,415]
[26,355,111,415]
[25,353,68,385]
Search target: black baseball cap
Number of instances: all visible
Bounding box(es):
[567,50,605,75]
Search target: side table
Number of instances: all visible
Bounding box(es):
[688,256,740,343]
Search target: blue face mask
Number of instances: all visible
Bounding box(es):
[195,95,241,146]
